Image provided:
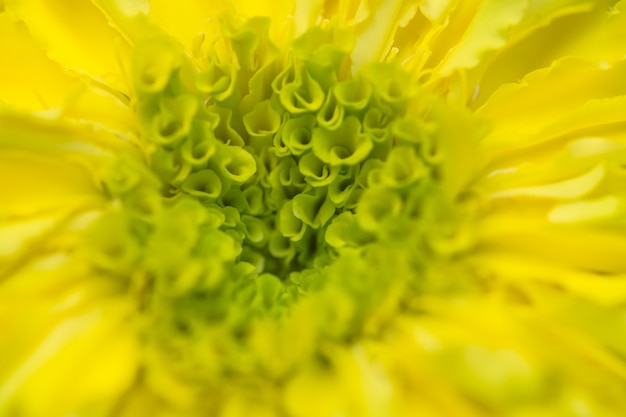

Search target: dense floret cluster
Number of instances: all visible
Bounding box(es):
[87,18,478,388]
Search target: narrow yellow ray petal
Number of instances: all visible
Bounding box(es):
[0,111,138,223]
[0,267,138,416]
[0,215,79,262]
[419,0,454,22]
[15,305,137,417]
[548,196,623,225]
[472,0,620,107]
[351,0,419,71]
[0,209,103,282]
[478,58,626,151]
[0,110,140,162]
[0,254,82,300]
[477,216,626,273]
[481,130,626,197]
[434,0,527,77]
[0,151,105,220]
[513,0,595,37]
[99,0,148,16]
[421,0,480,71]
[472,251,626,306]
[0,217,59,258]
[293,0,325,36]
[489,163,605,200]
[392,7,440,74]
[557,1,626,64]
[531,314,626,386]
[89,0,149,38]
[5,0,131,94]
[320,0,367,26]
[0,111,139,281]
[566,136,626,158]
[529,95,626,149]
[470,0,594,103]
[60,82,136,136]
[0,311,102,409]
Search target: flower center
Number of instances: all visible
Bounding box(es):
[91,17,473,377]
[128,18,433,281]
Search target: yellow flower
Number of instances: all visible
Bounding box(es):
[2,0,626,416]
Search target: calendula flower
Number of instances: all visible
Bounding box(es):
[2,0,626,415]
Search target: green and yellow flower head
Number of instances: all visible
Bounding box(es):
[2,0,626,415]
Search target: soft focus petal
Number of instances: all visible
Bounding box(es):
[5,0,131,93]
[0,13,76,111]
[0,259,138,417]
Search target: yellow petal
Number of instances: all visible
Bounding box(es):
[146,0,231,52]
[0,110,138,222]
[489,163,605,200]
[0,216,62,258]
[351,0,419,71]
[88,0,159,50]
[529,95,626,150]
[512,0,595,38]
[478,58,626,152]
[433,0,527,77]
[5,0,131,93]
[0,109,140,163]
[548,196,623,224]
[480,1,626,103]
[60,82,136,136]
[100,0,149,16]
[0,13,76,111]
[283,364,347,417]
[477,215,626,273]
[0,265,138,416]
[419,0,454,22]
[293,0,324,36]
[472,251,626,306]
[0,151,105,220]
[481,130,626,200]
